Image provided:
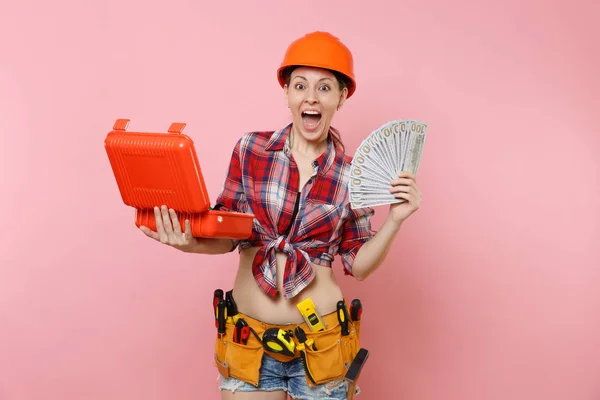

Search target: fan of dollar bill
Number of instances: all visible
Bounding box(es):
[349,119,427,209]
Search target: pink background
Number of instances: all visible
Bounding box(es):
[1,0,599,399]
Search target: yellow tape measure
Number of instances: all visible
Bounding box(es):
[262,328,296,357]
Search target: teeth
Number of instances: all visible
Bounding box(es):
[303,111,320,115]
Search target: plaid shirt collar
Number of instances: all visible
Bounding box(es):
[265,123,337,177]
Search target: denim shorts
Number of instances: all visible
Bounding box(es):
[219,352,360,399]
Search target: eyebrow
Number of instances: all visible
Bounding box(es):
[293,75,333,83]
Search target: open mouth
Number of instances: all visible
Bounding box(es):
[301,110,322,131]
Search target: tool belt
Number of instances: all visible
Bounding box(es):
[213,291,363,389]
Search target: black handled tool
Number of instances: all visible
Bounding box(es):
[350,299,362,322]
[217,299,226,335]
[337,300,350,336]
[225,290,238,318]
[344,348,369,383]
[213,289,224,328]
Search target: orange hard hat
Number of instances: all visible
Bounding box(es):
[277,31,356,98]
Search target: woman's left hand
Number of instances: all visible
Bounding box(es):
[388,171,422,224]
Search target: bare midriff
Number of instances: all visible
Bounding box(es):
[231,246,343,325]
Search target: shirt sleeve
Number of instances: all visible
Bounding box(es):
[337,204,375,276]
[214,137,248,251]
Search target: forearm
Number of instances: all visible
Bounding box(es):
[351,216,403,280]
[190,238,236,255]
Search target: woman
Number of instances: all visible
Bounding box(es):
[140,31,422,400]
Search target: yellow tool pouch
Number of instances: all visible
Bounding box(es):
[214,309,362,388]
[301,314,361,386]
[214,317,265,387]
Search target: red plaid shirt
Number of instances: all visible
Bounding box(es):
[216,124,375,299]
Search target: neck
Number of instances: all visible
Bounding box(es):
[290,126,329,158]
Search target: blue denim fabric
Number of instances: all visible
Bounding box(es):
[219,352,359,399]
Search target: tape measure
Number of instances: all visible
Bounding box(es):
[262,328,296,357]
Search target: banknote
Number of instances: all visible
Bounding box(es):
[351,152,392,184]
[349,176,391,192]
[349,119,428,210]
[360,138,393,179]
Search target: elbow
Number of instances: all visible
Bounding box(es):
[354,274,366,281]
[350,259,380,281]
[351,266,369,281]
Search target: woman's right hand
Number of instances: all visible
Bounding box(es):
[139,205,199,253]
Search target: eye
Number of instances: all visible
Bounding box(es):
[319,85,330,91]
[294,83,305,90]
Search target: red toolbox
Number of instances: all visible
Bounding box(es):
[104,119,254,239]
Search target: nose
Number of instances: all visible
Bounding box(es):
[304,86,318,104]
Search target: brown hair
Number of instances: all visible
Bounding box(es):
[282,66,347,153]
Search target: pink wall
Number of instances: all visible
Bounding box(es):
[1,0,599,399]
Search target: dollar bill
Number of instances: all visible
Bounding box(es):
[351,153,393,184]
[349,119,427,210]
[351,198,405,209]
[349,176,390,191]
[403,121,427,174]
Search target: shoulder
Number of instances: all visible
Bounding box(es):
[340,152,354,165]
[234,130,277,154]
[331,148,355,182]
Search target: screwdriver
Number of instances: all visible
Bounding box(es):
[217,299,227,335]
[337,300,350,336]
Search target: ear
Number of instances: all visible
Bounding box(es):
[337,87,348,110]
[284,84,290,108]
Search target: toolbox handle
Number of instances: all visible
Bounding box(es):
[112,119,130,131]
[112,120,187,134]
[168,122,186,134]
